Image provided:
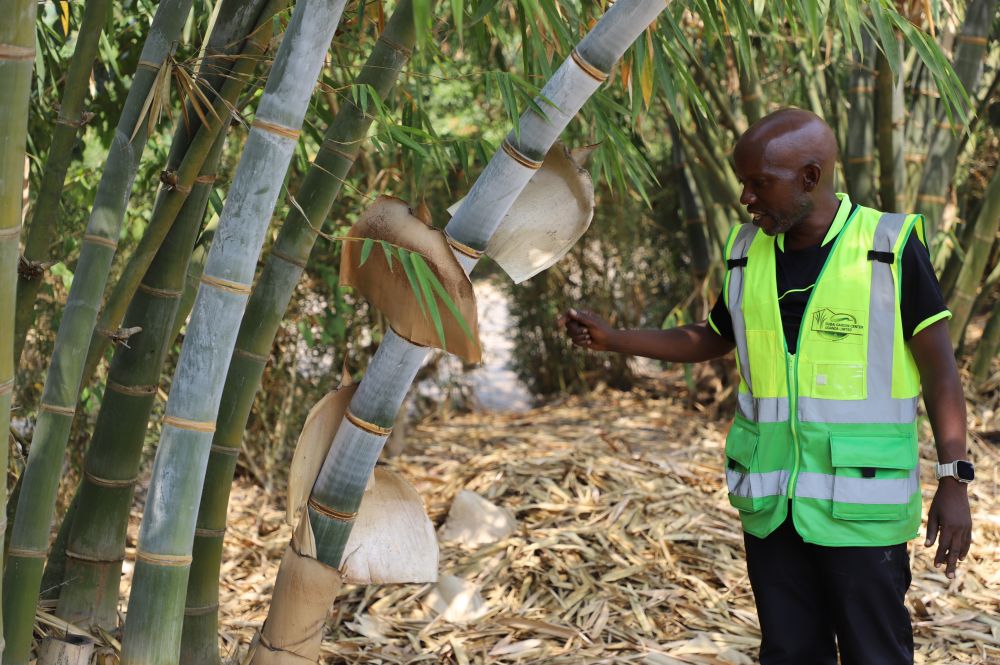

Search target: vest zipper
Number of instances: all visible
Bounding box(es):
[786,349,801,500]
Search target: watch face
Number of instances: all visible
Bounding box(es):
[956,461,975,482]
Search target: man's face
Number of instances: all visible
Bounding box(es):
[733,145,813,237]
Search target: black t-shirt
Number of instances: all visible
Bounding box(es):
[708,212,950,354]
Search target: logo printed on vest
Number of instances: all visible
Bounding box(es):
[810,308,865,341]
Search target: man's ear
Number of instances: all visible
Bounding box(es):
[802,163,821,191]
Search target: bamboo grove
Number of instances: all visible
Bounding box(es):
[3,0,997,663]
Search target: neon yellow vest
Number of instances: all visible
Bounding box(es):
[722,195,923,546]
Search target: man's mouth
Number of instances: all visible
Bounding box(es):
[749,211,767,225]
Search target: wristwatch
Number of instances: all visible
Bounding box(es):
[935,460,975,483]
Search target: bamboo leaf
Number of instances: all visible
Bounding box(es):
[359,237,374,267]
[379,240,394,272]
[422,257,474,342]
[469,0,500,25]
[410,254,447,350]
[397,249,428,320]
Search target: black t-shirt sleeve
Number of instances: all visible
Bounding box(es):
[899,231,950,339]
[707,288,735,343]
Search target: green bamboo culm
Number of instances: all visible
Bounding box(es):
[947,166,1000,348]
[13,0,113,365]
[39,0,280,604]
[181,3,418,663]
[78,0,282,391]
[0,0,36,652]
[53,130,229,631]
[875,32,905,213]
[971,301,1000,387]
[1,2,195,662]
[119,1,351,662]
[914,0,997,238]
[845,30,876,206]
[252,2,673,662]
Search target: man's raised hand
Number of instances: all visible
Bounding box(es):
[558,308,615,351]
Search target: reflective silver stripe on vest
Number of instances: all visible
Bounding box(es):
[794,468,919,504]
[726,468,790,499]
[798,212,916,424]
[737,392,789,423]
[727,224,760,398]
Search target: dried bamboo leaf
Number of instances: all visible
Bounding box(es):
[438,489,518,547]
[423,575,489,623]
[340,196,481,362]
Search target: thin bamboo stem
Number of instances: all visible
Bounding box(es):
[845,31,876,206]
[2,3,194,662]
[181,3,417,663]
[947,166,1000,348]
[0,0,36,654]
[876,33,905,213]
[119,2,350,663]
[13,0,113,365]
[971,296,1000,387]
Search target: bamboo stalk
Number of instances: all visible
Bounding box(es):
[1,3,195,662]
[39,0,279,604]
[252,2,672,662]
[875,33,905,213]
[13,0,113,365]
[920,0,997,246]
[0,0,36,655]
[845,31,876,206]
[971,296,1000,387]
[181,3,418,663]
[947,166,1000,348]
[119,2,350,663]
[79,0,280,390]
[53,129,228,632]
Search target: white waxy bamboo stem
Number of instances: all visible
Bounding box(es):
[119,2,349,663]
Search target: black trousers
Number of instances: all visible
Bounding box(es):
[743,510,914,665]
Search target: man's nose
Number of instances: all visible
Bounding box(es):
[740,187,756,207]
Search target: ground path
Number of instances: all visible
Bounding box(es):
[198,386,999,664]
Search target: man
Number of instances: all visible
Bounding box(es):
[560,108,973,664]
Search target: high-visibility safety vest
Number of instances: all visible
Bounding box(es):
[722,194,924,546]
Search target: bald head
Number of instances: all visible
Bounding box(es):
[735,108,838,189]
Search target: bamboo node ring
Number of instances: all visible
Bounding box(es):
[83,234,119,250]
[957,35,988,46]
[85,471,138,488]
[235,347,269,363]
[0,44,35,60]
[184,603,220,616]
[308,497,357,522]
[65,549,124,564]
[570,49,609,82]
[7,547,47,559]
[345,409,392,436]
[200,274,252,295]
[135,550,192,566]
[320,139,356,160]
[194,174,218,184]
[502,140,543,170]
[270,246,309,269]
[251,118,300,140]
[194,527,227,538]
[0,224,22,240]
[380,35,413,57]
[388,325,429,349]
[138,283,183,298]
[163,415,216,433]
[40,403,76,417]
[917,194,947,205]
[210,443,241,457]
[136,59,162,71]
[444,233,484,259]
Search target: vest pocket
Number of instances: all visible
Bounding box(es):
[725,418,765,513]
[829,434,918,520]
[812,362,866,400]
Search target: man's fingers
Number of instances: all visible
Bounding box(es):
[945,532,962,578]
[960,529,972,560]
[925,511,939,547]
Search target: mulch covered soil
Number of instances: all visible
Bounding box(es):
[205,385,1000,664]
